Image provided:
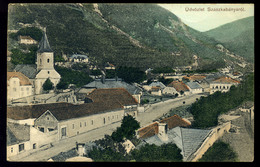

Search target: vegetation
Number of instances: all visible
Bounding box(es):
[111,115,140,142]
[190,73,254,128]
[158,77,173,86]
[152,67,175,74]
[42,78,54,91]
[116,66,147,83]
[131,143,183,162]
[205,16,254,62]
[10,45,38,65]
[8,4,233,69]
[105,69,116,79]
[199,141,237,162]
[55,66,93,89]
[9,27,43,41]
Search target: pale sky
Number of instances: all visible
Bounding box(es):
[158,4,254,32]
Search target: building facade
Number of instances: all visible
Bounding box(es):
[210,77,240,94]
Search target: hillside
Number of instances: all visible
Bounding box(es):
[205,16,254,62]
[8,4,245,70]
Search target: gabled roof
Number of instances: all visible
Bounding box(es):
[38,30,52,53]
[7,122,30,146]
[167,81,190,92]
[7,72,32,86]
[186,82,202,89]
[86,88,138,106]
[137,115,191,139]
[7,101,123,121]
[14,64,37,79]
[212,76,240,84]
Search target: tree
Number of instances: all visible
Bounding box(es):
[116,66,147,83]
[111,115,140,142]
[43,78,54,91]
[199,141,237,162]
[131,143,182,162]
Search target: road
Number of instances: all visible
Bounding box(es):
[8,93,206,161]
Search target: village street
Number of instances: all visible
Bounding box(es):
[8,93,205,161]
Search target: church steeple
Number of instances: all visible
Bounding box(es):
[38,27,52,53]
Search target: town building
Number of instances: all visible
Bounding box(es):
[69,54,89,63]
[7,72,33,101]
[14,28,61,95]
[185,81,203,94]
[166,81,190,96]
[18,35,38,45]
[210,76,240,94]
[182,75,206,83]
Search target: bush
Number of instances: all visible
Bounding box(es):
[199,141,237,162]
[42,78,54,91]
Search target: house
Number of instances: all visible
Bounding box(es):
[7,101,125,141]
[162,86,178,96]
[69,54,89,63]
[182,75,206,83]
[137,115,191,140]
[86,88,139,118]
[7,122,31,158]
[7,72,33,101]
[150,86,162,96]
[210,76,240,94]
[166,81,190,96]
[136,116,212,161]
[81,77,142,103]
[18,35,38,45]
[14,28,61,95]
[121,139,135,154]
[185,82,203,94]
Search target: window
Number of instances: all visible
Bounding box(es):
[84,122,86,127]
[19,144,24,152]
[21,88,24,91]
[13,81,16,85]
[91,120,94,125]
[11,147,13,153]
[72,124,74,129]
[26,87,29,91]
[47,59,50,63]
[103,118,106,124]
[61,127,67,137]
[46,117,49,120]
[40,59,42,65]
[13,88,16,92]
[47,71,50,74]
[33,143,36,149]
[80,122,82,127]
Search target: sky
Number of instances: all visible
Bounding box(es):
[158,4,254,32]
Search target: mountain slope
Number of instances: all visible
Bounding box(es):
[8,4,238,70]
[205,16,254,62]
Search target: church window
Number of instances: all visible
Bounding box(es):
[47,59,50,63]
[40,59,42,65]
[103,118,106,124]
[48,71,50,74]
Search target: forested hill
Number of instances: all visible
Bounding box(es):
[204,16,254,63]
[8,4,242,69]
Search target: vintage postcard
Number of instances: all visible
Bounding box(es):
[7,3,254,162]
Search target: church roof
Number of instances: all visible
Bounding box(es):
[14,64,37,79]
[38,30,52,53]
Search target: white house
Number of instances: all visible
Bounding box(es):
[186,81,203,94]
[7,72,33,101]
[18,35,38,45]
[210,76,240,94]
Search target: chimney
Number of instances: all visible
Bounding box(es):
[158,122,168,142]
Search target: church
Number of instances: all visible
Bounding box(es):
[14,28,61,95]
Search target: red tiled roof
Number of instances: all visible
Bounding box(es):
[212,76,240,84]
[7,72,32,86]
[87,88,138,106]
[137,115,191,139]
[167,81,189,92]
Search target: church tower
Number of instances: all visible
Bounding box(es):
[34,28,61,94]
[36,27,54,71]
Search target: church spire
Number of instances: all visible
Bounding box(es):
[38,27,52,53]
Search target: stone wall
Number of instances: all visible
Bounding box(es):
[190,122,231,162]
